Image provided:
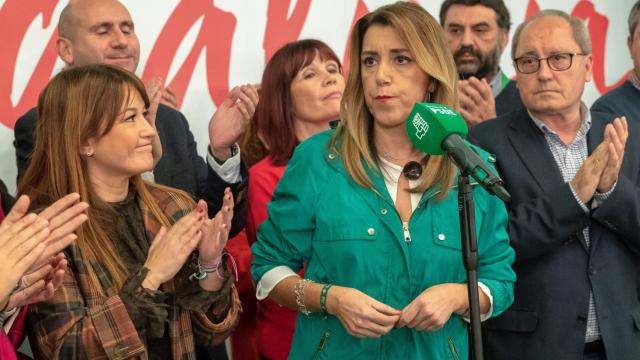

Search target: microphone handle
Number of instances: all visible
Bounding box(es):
[442,135,511,202]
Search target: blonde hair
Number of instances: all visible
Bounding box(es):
[332,1,458,198]
[19,64,194,290]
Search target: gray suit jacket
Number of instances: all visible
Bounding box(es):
[468,108,640,360]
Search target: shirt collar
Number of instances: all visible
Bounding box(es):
[488,69,507,97]
[377,156,420,186]
[528,102,592,139]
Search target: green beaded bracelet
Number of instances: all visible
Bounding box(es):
[320,284,333,314]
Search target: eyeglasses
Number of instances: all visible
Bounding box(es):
[513,53,586,74]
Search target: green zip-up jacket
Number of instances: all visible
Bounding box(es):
[252,130,515,360]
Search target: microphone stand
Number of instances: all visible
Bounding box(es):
[457,173,483,360]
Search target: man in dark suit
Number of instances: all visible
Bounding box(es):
[440,0,523,126]
[591,1,640,127]
[13,0,258,237]
[469,10,640,360]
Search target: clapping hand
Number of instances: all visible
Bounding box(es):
[143,210,205,290]
[197,188,234,265]
[0,194,87,301]
[457,77,497,127]
[0,196,49,300]
[33,193,88,271]
[597,116,627,193]
[161,86,179,109]
[7,253,67,309]
[209,85,259,161]
[143,188,235,291]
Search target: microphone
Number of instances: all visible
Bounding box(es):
[405,103,510,202]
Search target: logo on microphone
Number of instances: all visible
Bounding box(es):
[427,104,457,116]
[412,112,429,139]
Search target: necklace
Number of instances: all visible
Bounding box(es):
[379,156,426,184]
[376,148,423,164]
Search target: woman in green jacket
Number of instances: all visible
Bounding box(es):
[251,2,515,359]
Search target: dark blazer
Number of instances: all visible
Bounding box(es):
[13,104,247,236]
[591,80,640,124]
[495,80,523,117]
[468,108,640,360]
[0,179,14,214]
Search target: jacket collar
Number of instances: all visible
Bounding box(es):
[507,108,566,194]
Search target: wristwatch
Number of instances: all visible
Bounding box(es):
[211,143,239,165]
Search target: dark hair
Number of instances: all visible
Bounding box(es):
[240,39,341,167]
[439,0,511,32]
[629,1,640,36]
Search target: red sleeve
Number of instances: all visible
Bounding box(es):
[224,230,254,299]
[225,159,281,300]
[246,161,282,244]
[7,306,28,349]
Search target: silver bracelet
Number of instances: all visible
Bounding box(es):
[294,278,314,316]
[189,257,221,281]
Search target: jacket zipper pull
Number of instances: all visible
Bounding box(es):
[312,330,331,359]
[403,221,411,242]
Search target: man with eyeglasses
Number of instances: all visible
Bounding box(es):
[440,0,523,126]
[468,9,640,360]
[592,1,640,129]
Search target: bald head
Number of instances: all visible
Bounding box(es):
[511,9,591,60]
[56,0,140,72]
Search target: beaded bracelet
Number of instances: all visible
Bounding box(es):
[188,251,239,282]
[294,278,314,316]
[320,283,333,314]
